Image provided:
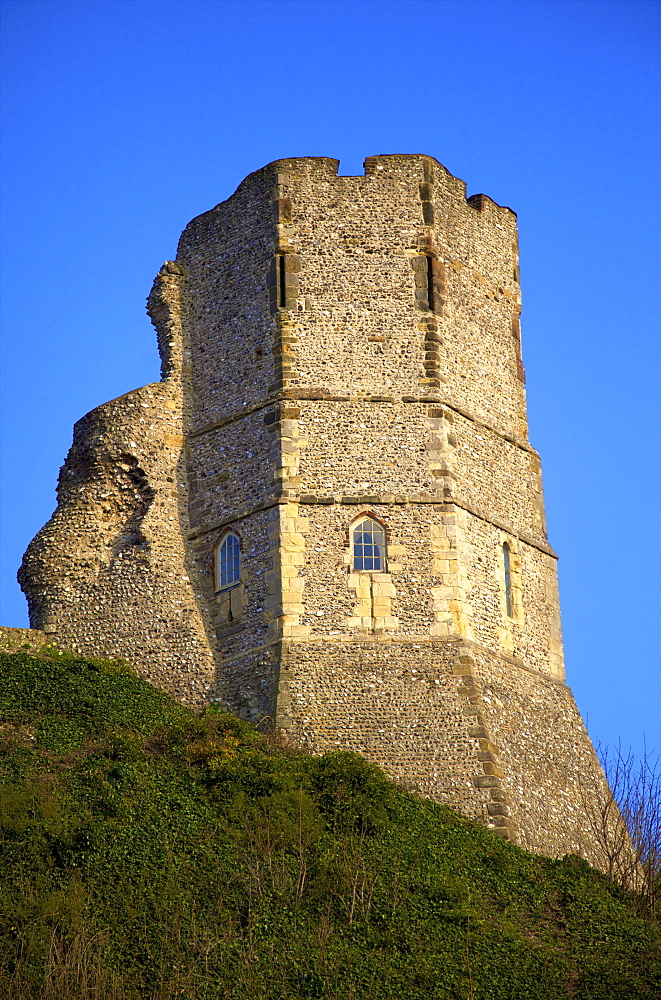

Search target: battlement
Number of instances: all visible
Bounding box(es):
[177,154,525,443]
[188,154,517,243]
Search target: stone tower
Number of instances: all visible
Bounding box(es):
[19,155,609,859]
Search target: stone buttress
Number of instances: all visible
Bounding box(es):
[19,155,611,863]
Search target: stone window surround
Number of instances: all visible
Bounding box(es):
[498,534,523,621]
[344,512,397,632]
[495,532,524,655]
[351,516,388,573]
[503,541,514,618]
[212,528,246,629]
[213,528,242,594]
[344,510,390,572]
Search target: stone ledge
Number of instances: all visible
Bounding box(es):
[188,391,539,458]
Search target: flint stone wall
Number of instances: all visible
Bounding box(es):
[17,155,610,867]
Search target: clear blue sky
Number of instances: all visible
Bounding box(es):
[1,0,659,759]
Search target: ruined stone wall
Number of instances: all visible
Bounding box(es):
[0,626,51,655]
[19,264,218,704]
[17,155,611,865]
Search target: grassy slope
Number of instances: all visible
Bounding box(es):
[0,648,659,1000]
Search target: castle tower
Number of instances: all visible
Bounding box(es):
[20,156,608,859]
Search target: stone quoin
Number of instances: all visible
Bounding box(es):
[17,155,610,861]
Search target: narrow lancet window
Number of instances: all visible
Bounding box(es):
[352,517,386,572]
[217,532,241,590]
[503,542,513,618]
[278,254,287,308]
[426,254,435,313]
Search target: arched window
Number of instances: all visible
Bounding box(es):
[503,542,513,618]
[216,532,241,590]
[352,517,386,571]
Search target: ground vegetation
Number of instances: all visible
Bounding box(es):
[1,648,659,999]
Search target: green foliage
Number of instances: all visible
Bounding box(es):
[0,649,659,999]
[311,750,398,834]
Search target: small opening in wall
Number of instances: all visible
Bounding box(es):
[426,255,435,313]
[278,255,287,308]
[503,542,513,618]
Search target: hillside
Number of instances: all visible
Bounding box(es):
[0,647,659,999]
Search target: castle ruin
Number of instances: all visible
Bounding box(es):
[19,155,609,859]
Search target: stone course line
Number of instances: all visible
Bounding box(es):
[190,392,538,458]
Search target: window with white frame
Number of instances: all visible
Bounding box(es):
[216,531,241,590]
[352,517,386,571]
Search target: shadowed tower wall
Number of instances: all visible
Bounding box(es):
[20,155,608,862]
